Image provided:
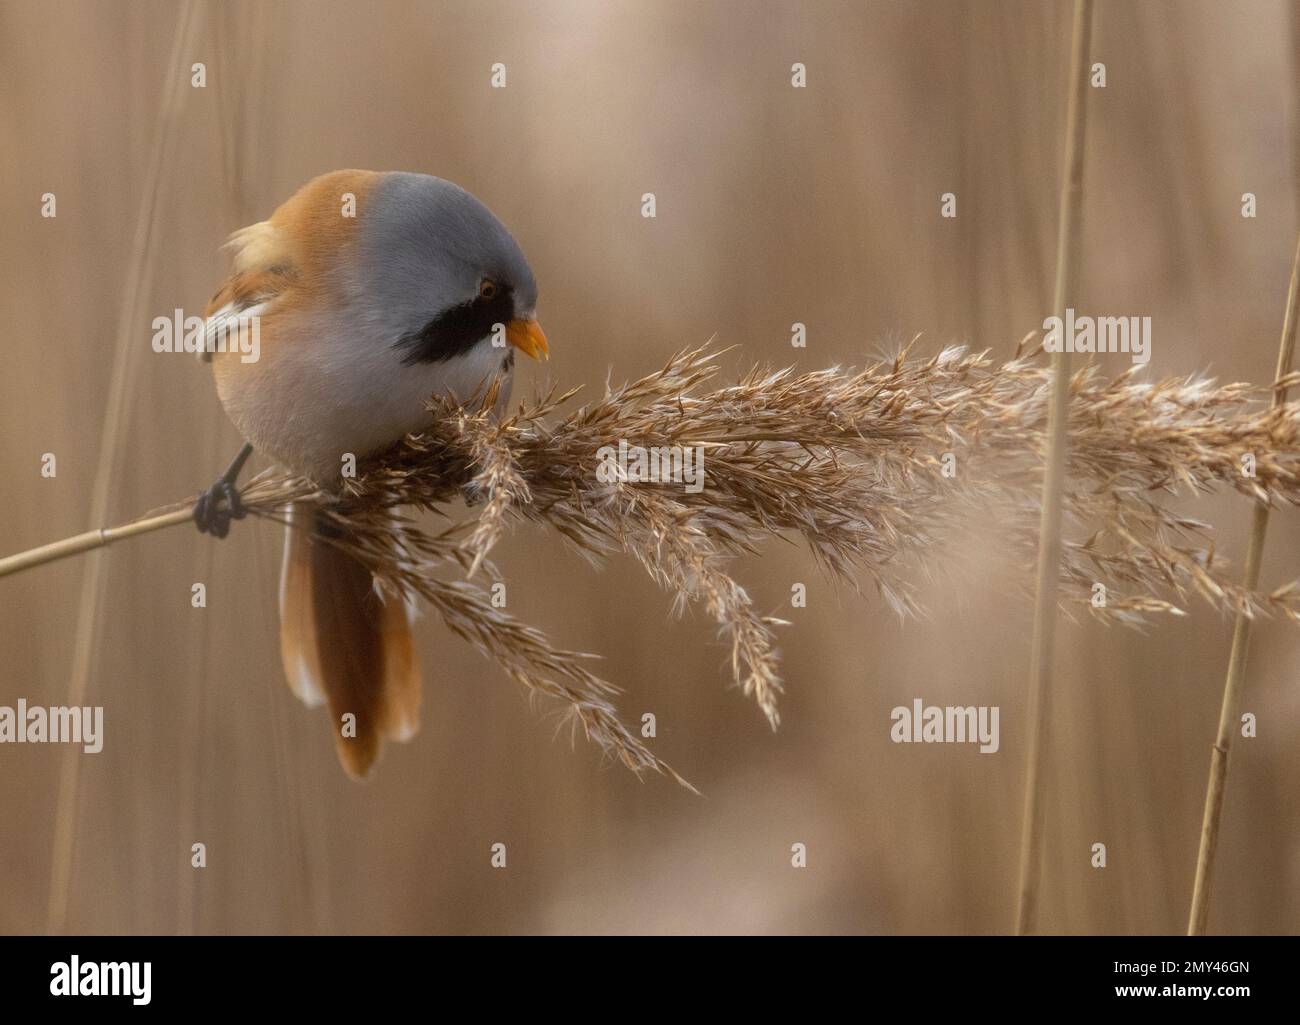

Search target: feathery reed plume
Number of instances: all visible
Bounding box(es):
[8,342,1300,789]
[233,342,1300,786]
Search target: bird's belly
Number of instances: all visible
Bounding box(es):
[213,315,513,485]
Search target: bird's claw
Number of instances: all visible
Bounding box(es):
[194,478,246,538]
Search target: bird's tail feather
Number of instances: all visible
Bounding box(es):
[278,502,421,778]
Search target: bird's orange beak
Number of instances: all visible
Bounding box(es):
[506,318,549,361]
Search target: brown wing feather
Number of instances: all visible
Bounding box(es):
[201,170,383,363]
[200,227,296,364]
[278,503,422,778]
[203,264,296,319]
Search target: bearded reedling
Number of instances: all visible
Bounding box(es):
[194,170,548,777]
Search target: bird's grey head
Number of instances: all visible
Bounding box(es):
[351,171,544,364]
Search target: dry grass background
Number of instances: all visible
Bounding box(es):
[0,0,1298,934]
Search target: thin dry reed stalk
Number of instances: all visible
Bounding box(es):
[1015,0,1095,936]
[1187,233,1300,934]
[44,0,205,936]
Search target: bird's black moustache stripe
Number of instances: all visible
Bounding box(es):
[394,285,515,365]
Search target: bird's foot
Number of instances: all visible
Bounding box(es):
[193,478,246,538]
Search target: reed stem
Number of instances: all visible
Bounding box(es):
[0,506,194,579]
[1014,0,1095,936]
[1187,233,1300,935]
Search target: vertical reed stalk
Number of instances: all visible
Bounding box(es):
[1187,234,1300,935]
[1014,0,1095,936]
[45,0,203,935]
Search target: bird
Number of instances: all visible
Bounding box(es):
[193,169,548,778]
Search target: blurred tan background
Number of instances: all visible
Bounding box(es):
[1,0,1298,934]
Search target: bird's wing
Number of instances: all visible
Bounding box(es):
[200,170,386,363]
[199,220,297,362]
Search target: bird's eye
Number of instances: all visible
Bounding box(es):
[478,279,498,300]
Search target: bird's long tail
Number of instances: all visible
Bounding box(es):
[278,502,421,778]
